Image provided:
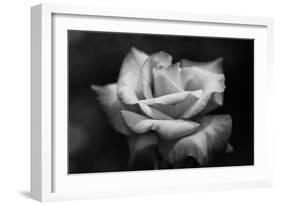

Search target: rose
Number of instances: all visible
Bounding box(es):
[92,47,233,169]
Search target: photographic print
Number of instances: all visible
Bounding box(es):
[68,30,254,174]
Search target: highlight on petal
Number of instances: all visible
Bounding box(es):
[140,51,172,99]
[127,133,160,170]
[180,57,223,74]
[91,83,131,135]
[121,110,200,141]
[139,91,193,105]
[117,47,149,104]
[117,72,140,104]
[159,115,232,166]
[118,47,149,78]
[180,65,225,92]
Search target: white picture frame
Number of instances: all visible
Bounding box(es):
[31,3,274,202]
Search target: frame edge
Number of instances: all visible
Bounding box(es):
[31,4,43,202]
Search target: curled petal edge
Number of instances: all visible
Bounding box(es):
[121,110,200,141]
[91,83,131,135]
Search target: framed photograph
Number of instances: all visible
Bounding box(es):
[31,3,274,201]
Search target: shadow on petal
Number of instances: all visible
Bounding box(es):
[172,156,199,169]
[128,145,161,170]
[159,115,232,166]
[127,133,160,170]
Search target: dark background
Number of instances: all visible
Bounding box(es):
[68,30,254,174]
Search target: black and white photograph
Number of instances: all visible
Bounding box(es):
[68,30,254,174]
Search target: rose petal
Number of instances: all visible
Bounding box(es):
[139,91,193,105]
[180,91,223,119]
[153,63,186,90]
[178,60,225,116]
[153,59,223,91]
[127,133,160,170]
[179,65,225,93]
[117,47,149,104]
[122,91,202,120]
[118,47,149,78]
[117,72,140,104]
[148,90,202,118]
[121,110,200,141]
[159,115,232,165]
[91,83,131,135]
[202,91,224,114]
[138,103,173,120]
[153,66,183,97]
[180,57,223,74]
[149,59,225,117]
[140,51,172,99]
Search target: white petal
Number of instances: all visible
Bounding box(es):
[117,47,149,104]
[152,60,223,92]
[91,83,131,135]
[202,91,224,114]
[180,91,224,119]
[180,65,225,92]
[159,115,232,165]
[140,51,172,99]
[153,63,185,90]
[178,60,225,116]
[149,58,224,117]
[138,103,173,120]
[139,91,192,105]
[174,90,203,117]
[121,111,200,141]
[117,72,140,104]
[118,47,149,79]
[139,90,202,119]
[153,66,183,97]
[180,57,223,74]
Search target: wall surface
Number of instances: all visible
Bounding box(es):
[0,0,280,205]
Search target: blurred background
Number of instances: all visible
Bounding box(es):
[68,30,254,174]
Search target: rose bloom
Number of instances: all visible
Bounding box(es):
[92,47,233,169]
